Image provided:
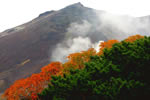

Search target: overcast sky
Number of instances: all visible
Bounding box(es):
[0,0,150,32]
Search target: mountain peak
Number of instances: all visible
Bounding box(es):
[66,2,84,9]
[73,2,84,7]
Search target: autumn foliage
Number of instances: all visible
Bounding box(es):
[2,35,145,100]
[98,40,119,55]
[63,48,96,73]
[124,34,144,42]
[2,62,63,100]
[98,34,144,55]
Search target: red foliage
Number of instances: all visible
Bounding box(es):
[2,62,63,100]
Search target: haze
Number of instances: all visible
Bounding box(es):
[0,0,150,32]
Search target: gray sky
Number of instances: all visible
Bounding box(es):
[0,0,150,32]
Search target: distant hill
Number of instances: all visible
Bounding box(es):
[0,2,150,93]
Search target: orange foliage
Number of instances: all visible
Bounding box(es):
[98,35,143,55]
[41,62,63,80]
[98,40,119,55]
[124,34,144,42]
[63,48,96,73]
[2,62,63,100]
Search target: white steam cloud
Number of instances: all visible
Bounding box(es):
[51,37,96,62]
[96,12,150,39]
[67,20,92,37]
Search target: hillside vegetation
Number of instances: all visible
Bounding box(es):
[2,35,150,100]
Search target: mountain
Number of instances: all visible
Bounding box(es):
[0,2,150,93]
